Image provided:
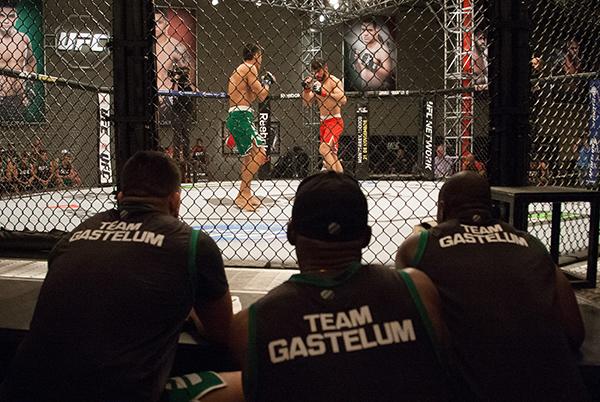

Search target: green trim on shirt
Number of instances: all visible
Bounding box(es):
[398,270,443,365]
[411,230,429,266]
[187,229,199,297]
[288,261,362,288]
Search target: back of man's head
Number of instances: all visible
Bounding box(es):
[438,171,491,222]
[120,151,181,198]
[289,171,369,243]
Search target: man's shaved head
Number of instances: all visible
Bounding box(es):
[437,171,491,222]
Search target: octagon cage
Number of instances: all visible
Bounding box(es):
[1,0,598,270]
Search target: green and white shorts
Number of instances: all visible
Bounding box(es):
[165,371,226,402]
[226,106,267,157]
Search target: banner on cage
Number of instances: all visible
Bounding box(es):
[344,16,398,92]
[356,103,369,179]
[0,0,45,124]
[98,92,113,185]
[422,97,434,178]
[588,81,600,185]
[155,6,198,125]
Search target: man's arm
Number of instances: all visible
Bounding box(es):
[554,267,585,350]
[229,309,249,368]
[7,161,17,180]
[192,233,233,345]
[395,232,421,269]
[402,268,448,345]
[301,76,315,107]
[69,166,82,186]
[193,291,234,344]
[49,160,57,182]
[23,36,36,73]
[354,47,392,88]
[329,78,347,106]
[373,47,393,83]
[247,65,269,103]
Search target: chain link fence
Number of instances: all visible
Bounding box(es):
[527,0,600,259]
[12,0,585,268]
[0,0,115,237]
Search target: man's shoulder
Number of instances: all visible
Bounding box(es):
[10,31,30,43]
[237,62,254,72]
[328,74,342,84]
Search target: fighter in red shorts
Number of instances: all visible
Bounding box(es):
[301,58,347,172]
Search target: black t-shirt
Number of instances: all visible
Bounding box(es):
[17,161,31,181]
[413,215,589,401]
[35,160,51,180]
[246,263,448,402]
[57,163,71,177]
[0,203,228,402]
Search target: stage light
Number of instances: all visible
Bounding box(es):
[319,14,325,22]
[211,0,219,5]
[330,0,340,10]
[256,0,262,6]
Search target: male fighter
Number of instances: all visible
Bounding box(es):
[302,58,347,173]
[0,0,37,122]
[226,43,275,212]
[352,20,393,90]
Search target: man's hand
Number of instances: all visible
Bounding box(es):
[353,50,365,71]
[302,76,313,91]
[261,71,276,87]
[360,51,377,71]
[312,80,326,97]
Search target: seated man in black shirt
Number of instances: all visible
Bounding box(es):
[0,151,235,402]
[230,171,450,402]
[396,171,589,401]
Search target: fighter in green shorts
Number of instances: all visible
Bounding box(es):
[226,106,266,157]
[226,43,274,212]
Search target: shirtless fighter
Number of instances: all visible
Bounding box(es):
[302,58,347,173]
[226,43,275,212]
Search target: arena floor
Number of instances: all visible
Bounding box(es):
[0,179,441,267]
[0,179,593,267]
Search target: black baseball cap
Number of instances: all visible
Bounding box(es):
[292,171,369,242]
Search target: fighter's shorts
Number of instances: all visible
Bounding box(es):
[226,106,266,157]
[164,371,226,402]
[319,115,344,153]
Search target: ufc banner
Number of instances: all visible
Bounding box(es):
[98,92,113,185]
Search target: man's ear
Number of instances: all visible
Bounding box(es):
[168,191,181,218]
[287,220,297,246]
[361,226,372,248]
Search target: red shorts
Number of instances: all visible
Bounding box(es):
[319,117,344,152]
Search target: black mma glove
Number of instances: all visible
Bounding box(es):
[360,51,377,71]
[312,80,326,97]
[261,71,276,87]
[302,76,312,91]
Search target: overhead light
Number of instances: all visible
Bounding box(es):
[211,0,218,5]
[330,0,340,9]
[256,0,262,6]
[319,14,325,22]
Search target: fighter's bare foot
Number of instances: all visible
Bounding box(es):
[235,196,258,212]
[248,195,262,206]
